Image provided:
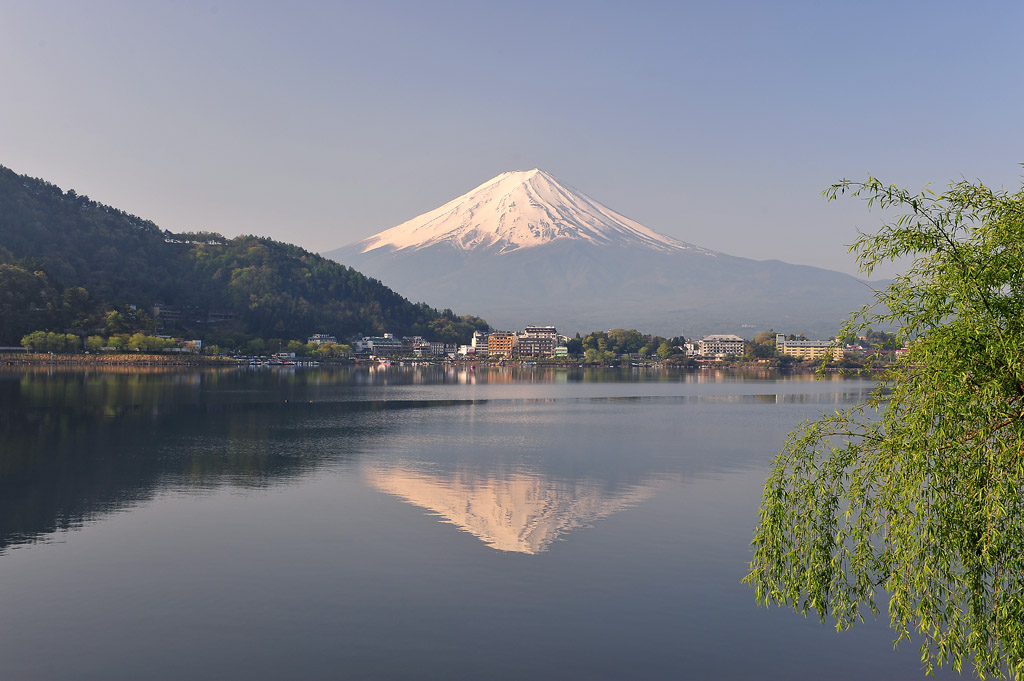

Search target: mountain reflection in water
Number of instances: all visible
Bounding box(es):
[365,464,659,554]
[1,365,875,556]
[4,366,947,681]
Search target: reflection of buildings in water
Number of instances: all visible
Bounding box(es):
[363,465,658,554]
[453,368,478,385]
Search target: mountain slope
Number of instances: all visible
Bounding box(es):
[325,169,877,336]
[0,165,484,344]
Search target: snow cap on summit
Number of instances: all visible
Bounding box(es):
[356,169,695,255]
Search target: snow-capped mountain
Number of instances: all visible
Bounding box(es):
[325,170,878,336]
[352,168,702,256]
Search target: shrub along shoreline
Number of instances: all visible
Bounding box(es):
[1,352,240,366]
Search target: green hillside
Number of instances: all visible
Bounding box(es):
[0,165,485,347]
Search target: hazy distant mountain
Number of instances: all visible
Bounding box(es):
[324,169,878,337]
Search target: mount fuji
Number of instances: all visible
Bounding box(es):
[324,169,877,336]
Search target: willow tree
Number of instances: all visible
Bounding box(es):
[746,175,1024,678]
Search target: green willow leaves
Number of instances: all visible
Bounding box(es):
[746,176,1024,678]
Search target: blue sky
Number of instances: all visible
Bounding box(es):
[2,1,1022,277]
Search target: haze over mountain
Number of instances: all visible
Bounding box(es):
[325,170,878,337]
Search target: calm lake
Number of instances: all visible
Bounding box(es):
[0,366,956,680]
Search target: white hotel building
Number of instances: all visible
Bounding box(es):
[697,334,745,357]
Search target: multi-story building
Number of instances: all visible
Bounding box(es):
[308,333,338,345]
[428,342,457,357]
[775,334,844,361]
[471,330,489,355]
[205,309,237,324]
[487,331,517,357]
[698,334,745,357]
[151,303,182,324]
[354,333,403,356]
[517,325,558,357]
[516,336,550,357]
[401,336,431,355]
[523,325,557,339]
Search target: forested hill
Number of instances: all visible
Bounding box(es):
[0,165,485,346]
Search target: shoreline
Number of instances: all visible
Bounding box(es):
[1,352,241,366]
[0,352,847,373]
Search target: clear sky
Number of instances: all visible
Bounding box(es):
[2,1,1022,278]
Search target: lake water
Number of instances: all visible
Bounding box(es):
[0,365,956,680]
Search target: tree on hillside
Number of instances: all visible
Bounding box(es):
[862,327,901,349]
[105,310,128,335]
[21,331,79,353]
[607,328,645,354]
[0,264,55,344]
[745,176,1024,678]
[57,286,97,334]
[108,334,130,351]
[566,333,583,355]
[427,312,488,345]
[747,329,777,359]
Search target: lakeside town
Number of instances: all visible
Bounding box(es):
[4,322,902,368]
[345,327,855,362]
[331,326,899,366]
